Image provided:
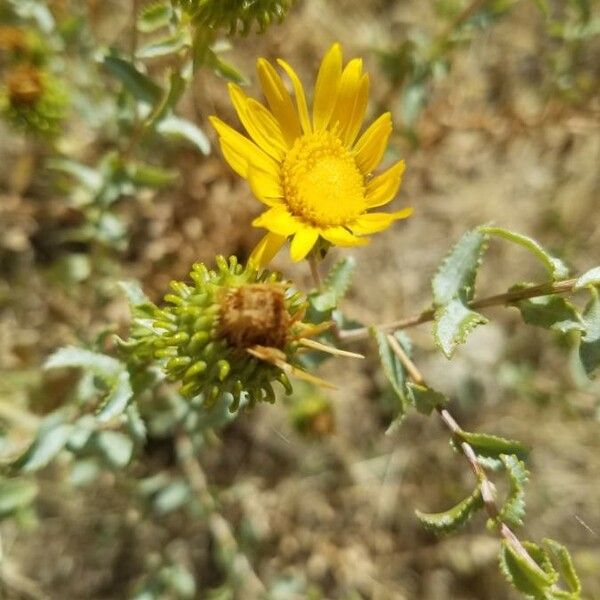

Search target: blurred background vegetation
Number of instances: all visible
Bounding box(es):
[0,0,599,598]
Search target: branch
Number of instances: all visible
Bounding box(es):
[340,278,577,342]
[385,338,547,576]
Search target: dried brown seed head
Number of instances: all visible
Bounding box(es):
[218,284,291,350]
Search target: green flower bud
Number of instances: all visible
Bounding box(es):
[0,65,68,137]
[126,256,337,411]
[174,0,294,35]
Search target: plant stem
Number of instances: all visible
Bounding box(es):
[308,252,322,290]
[175,432,266,595]
[340,278,578,342]
[385,337,547,575]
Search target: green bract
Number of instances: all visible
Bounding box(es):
[174,0,294,34]
[123,256,317,410]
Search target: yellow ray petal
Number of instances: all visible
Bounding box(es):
[329,58,364,142]
[256,58,302,145]
[290,227,319,261]
[277,59,312,135]
[365,160,406,208]
[210,116,279,179]
[247,165,284,206]
[350,208,413,235]
[353,112,392,174]
[340,73,370,146]
[228,84,287,159]
[253,206,302,237]
[320,226,369,247]
[249,231,287,268]
[313,43,343,130]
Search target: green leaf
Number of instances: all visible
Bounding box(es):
[407,383,448,415]
[457,431,529,466]
[157,115,210,155]
[103,55,162,105]
[496,454,529,528]
[119,280,151,307]
[138,1,172,32]
[145,70,187,128]
[153,481,190,514]
[127,162,179,188]
[96,370,133,422]
[310,257,356,312]
[481,226,569,281]
[574,266,600,290]
[12,413,73,473]
[432,229,489,305]
[415,487,484,534]
[578,287,600,377]
[434,299,488,358]
[44,346,122,378]
[515,294,583,331]
[206,49,247,84]
[48,158,103,192]
[499,540,558,598]
[543,539,582,595]
[0,478,38,518]
[137,32,186,59]
[96,431,134,468]
[370,328,410,414]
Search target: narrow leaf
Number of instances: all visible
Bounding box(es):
[482,226,569,280]
[138,1,172,32]
[416,487,483,534]
[44,347,122,379]
[103,55,162,104]
[157,116,210,155]
[96,370,133,422]
[543,539,582,594]
[310,257,356,312]
[432,229,489,305]
[137,32,186,59]
[434,299,488,358]
[96,431,134,468]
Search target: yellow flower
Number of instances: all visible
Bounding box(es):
[209,43,412,266]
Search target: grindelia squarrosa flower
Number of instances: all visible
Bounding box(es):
[210,43,412,266]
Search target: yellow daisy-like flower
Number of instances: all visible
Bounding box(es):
[209,43,412,266]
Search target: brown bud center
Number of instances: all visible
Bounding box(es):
[6,66,43,106]
[218,284,290,350]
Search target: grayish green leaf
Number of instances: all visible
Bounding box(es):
[137,32,186,59]
[457,431,529,465]
[482,226,569,280]
[496,454,529,528]
[44,346,122,378]
[416,487,484,534]
[96,431,134,468]
[96,370,133,422]
[434,299,488,358]
[575,266,600,290]
[154,481,190,514]
[432,229,489,305]
[515,294,582,331]
[157,115,211,155]
[127,163,179,188]
[138,1,172,32]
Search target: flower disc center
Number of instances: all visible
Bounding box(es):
[282,131,365,227]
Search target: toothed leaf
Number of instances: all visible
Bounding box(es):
[434,299,488,358]
[456,431,529,468]
[499,540,558,597]
[543,539,582,595]
[482,226,569,280]
[407,383,448,415]
[432,229,489,305]
[494,454,529,528]
[416,487,483,534]
[515,293,583,332]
